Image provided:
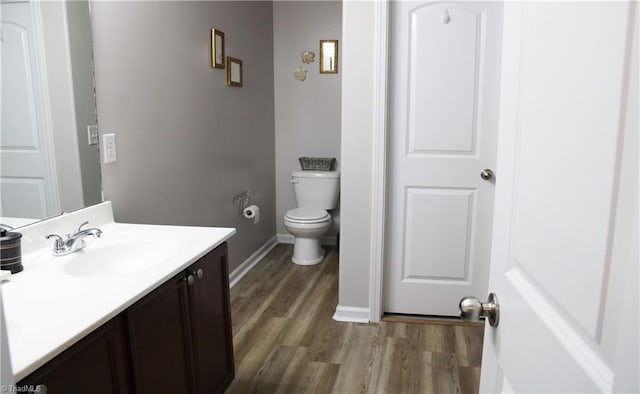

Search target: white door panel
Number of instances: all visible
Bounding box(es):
[480,2,638,392]
[403,187,475,280]
[385,1,502,316]
[408,5,482,154]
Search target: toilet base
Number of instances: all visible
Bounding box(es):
[291,237,325,265]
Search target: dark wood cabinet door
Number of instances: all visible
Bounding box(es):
[188,244,235,394]
[126,272,196,394]
[18,316,132,394]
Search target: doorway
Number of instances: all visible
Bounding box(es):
[383,1,503,316]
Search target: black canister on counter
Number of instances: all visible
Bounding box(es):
[0,229,23,274]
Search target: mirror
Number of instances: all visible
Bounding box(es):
[211,28,225,69]
[320,39,338,74]
[227,57,243,87]
[0,0,102,229]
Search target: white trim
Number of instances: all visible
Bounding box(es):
[32,1,62,216]
[229,235,278,288]
[332,305,371,323]
[369,0,390,323]
[277,233,338,246]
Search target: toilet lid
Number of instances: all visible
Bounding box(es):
[285,208,330,223]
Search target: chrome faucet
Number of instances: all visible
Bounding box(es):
[46,221,103,256]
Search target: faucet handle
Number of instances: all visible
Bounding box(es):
[75,221,90,234]
[46,234,65,249]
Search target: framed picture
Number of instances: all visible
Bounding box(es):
[227,57,243,87]
[211,28,225,69]
[320,39,338,74]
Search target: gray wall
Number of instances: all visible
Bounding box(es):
[273,1,342,236]
[91,1,276,272]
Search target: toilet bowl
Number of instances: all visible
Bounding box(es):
[284,169,339,265]
[283,208,331,265]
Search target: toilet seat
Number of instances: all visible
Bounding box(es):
[285,208,330,224]
[283,207,331,265]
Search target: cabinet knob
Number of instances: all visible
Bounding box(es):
[196,268,204,279]
[186,274,195,286]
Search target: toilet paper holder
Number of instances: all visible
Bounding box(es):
[233,190,262,215]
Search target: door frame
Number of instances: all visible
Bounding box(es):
[368,0,390,323]
[370,0,504,321]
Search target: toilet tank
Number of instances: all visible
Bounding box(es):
[292,171,340,209]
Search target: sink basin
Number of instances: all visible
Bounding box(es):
[63,234,178,277]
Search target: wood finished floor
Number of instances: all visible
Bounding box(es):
[227,244,484,394]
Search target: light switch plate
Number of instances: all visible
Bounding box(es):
[87,125,99,145]
[103,133,117,164]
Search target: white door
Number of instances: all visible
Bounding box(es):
[385,1,503,315]
[478,2,638,392]
[1,1,59,220]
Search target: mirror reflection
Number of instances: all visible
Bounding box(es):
[1,0,102,228]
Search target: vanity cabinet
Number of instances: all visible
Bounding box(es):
[126,269,196,393]
[18,243,234,394]
[18,317,133,393]
[127,243,234,394]
[187,244,235,393]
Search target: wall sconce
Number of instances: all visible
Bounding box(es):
[320,40,338,74]
[211,28,225,69]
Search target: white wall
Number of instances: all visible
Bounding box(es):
[337,1,377,310]
[273,1,342,237]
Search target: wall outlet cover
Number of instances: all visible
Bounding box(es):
[103,133,117,164]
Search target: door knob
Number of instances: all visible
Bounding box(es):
[459,293,500,327]
[480,169,495,180]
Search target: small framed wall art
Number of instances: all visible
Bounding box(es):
[320,39,338,74]
[227,57,243,87]
[211,28,225,69]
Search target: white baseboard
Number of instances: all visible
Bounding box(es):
[332,305,371,323]
[277,233,337,246]
[229,235,278,288]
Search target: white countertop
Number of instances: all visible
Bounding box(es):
[0,203,236,381]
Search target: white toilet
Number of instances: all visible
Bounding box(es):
[283,170,340,265]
